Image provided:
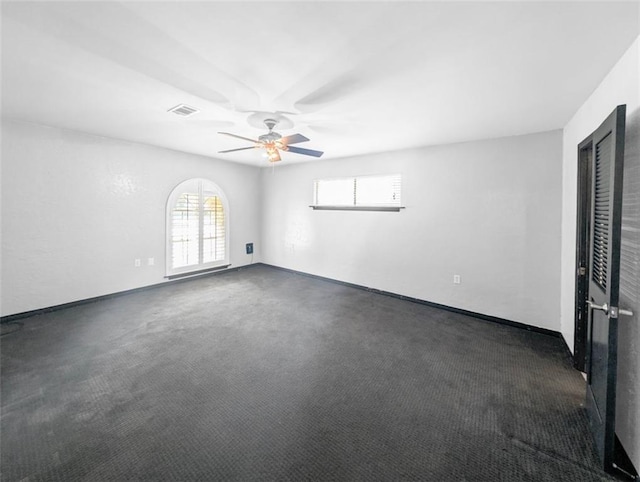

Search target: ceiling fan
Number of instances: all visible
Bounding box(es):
[218,119,324,162]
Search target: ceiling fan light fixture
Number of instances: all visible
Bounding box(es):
[266,146,280,162]
[218,118,323,163]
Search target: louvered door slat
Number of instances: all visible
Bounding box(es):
[591,132,612,290]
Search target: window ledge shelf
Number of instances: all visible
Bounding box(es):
[309,205,405,212]
[165,264,231,280]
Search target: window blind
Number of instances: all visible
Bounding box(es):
[313,174,402,208]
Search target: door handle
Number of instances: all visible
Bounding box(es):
[586,301,634,318]
[587,300,609,315]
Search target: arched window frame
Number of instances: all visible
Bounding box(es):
[166,178,229,277]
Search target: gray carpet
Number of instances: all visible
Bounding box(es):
[1,264,615,481]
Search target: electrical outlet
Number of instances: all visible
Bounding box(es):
[246,243,254,254]
[148,257,155,266]
[134,258,141,267]
[453,275,461,284]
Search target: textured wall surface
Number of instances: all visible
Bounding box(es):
[261,131,563,331]
[1,120,262,316]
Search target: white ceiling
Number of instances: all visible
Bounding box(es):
[2,1,638,166]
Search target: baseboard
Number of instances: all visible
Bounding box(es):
[559,334,577,365]
[0,264,259,323]
[614,435,640,480]
[260,263,561,339]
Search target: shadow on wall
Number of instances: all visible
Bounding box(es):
[616,105,640,467]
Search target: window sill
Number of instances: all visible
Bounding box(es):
[309,205,405,212]
[165,264,231,280]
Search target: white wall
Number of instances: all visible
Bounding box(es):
[261,130,563,331]
[1,120,262,316]
[560,36,640,468]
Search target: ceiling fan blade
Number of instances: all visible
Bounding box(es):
[280,133,309,145]
[218,132,260,144]
[286,146,324,158]
[218,147,256,154]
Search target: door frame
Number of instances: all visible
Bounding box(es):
[574,137,593,372]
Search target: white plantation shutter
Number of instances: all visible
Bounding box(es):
[202,194,225,264]
[167,179,228,275]
[171,192,200,268]
[356,174,401,206]
[314,178,355,206]
[313,174,402,208]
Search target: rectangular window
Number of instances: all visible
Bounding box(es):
[312,174,402,211]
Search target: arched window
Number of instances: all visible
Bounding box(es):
[166,178,228,276]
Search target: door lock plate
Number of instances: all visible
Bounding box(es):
[610,306,634,318]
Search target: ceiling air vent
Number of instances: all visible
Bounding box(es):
[167,104,199,117]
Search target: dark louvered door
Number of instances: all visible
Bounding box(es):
[585,105,626,472]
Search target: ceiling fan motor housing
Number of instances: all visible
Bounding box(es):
[264,118,278,131]
[259,118,282,142]
[259,132,282,142]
